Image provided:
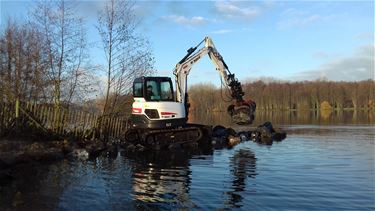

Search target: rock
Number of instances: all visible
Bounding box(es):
[0,168,12,182]
[126,144,136,152]
[211,136,225,146]
[0,158,8,169]
[85,139,107,157]
[123,142,146,152]
[212,125,228,137]
[68,148,89,160]
[262,121,275,133]
[15,142,64,162]
[246,122,287,145]
[168,143,181,150]
[272,128,287,141]
[26,142,45,152]
[238,132,249,142]
[249,122,275,145]
[226,128,237,136]
[135,144,145,152]
[182,142,198,149]
[228,135,241,147]
[250,130,272,145]
[0,152,23,166]
[0,142,7,151]
[26,148,64,161]
[47,140,73,155]
[212,125,240,148]
[12,191,24,207]
[106,145,118,159]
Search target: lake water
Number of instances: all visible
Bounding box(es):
[1,111,374,210]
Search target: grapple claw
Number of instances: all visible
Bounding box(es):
[227,100,256,125]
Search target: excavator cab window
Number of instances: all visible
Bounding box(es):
[133,82,143,97]
[146,81,160,100]
[133,77,175,102]
[160,81,173,101]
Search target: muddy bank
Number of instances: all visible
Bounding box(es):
[0,122,286,181]
[0,137,118,181]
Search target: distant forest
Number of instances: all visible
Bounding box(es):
[0,1,373,116]
[189,80,375,112]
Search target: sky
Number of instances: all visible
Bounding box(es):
[1,0,374,86]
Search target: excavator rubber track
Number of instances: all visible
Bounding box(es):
[125,125,207,150]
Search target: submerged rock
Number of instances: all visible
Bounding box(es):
[106,144,118,158]
[272,128,287,141]
[135,144,145,152]
[68,148,89,160]
[250,122,287,145]
[212,125,243,148]
[212,125,236,139]
[211,121,287,147]
[238,132,249,142]
[228,135,241,147]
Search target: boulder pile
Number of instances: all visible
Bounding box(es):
[212,121,287,148]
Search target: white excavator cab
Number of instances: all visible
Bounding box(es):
[133,77,174,102]
[130,77,188,129]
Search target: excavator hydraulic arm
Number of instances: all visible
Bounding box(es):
[175,37,256,125]
[226,73,256,125]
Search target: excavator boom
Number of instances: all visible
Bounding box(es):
[174,37,256,125]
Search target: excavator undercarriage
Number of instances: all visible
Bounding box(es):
[124,124,212,150]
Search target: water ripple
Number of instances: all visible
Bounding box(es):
[1,124,374,210]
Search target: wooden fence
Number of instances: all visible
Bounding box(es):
[0,101,129,139]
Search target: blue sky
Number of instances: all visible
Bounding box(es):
[1,0,374,86]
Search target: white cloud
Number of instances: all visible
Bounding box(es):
[209,27,253,35]
[281,8,307,17]
[295,45,375,81]
[162,15,207,26]
[355,32,374,41]
[214,1,260,20]
[210,29,233,34]
[278,8,333,30]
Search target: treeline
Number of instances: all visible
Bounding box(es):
[189,80,375,112]
[0,0,154,116]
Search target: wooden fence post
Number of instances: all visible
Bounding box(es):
[15,99,20,118]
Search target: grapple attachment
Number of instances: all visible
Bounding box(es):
[227,100,256,125]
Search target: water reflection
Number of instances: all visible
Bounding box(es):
[225,148,257,208]
[189,110,374,126]
[123,150,196,205]
[122,147,258,209]
[2,123,373,210]
[0,160,72,210]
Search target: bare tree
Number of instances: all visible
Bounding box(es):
[30,0,90,130]
[31,0,89,107]
[97,0,154,115]
[0,20,48,104]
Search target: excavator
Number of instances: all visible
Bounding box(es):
[125,37,256,149]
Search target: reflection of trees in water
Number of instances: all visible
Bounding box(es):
[224,148,257,208]
[125,150,211,206]
[190,110,374,126]
[0,160,72,210]
[189,111,232,126]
